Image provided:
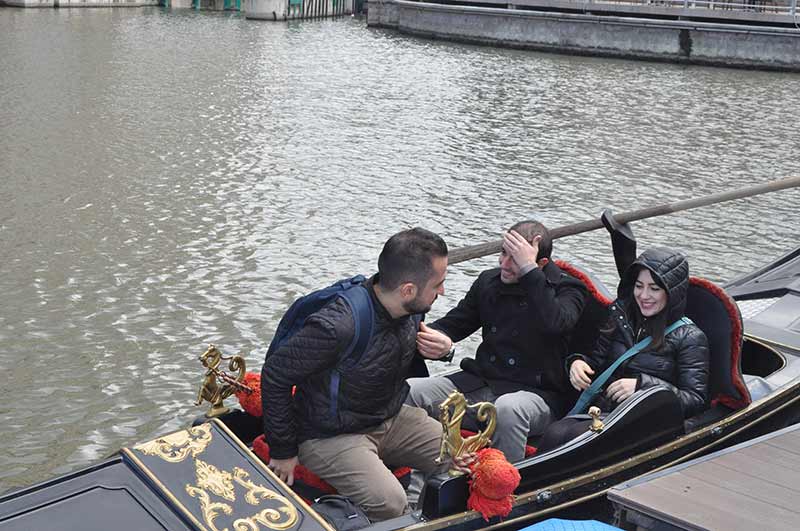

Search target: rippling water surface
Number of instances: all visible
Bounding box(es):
[1,7,799,491]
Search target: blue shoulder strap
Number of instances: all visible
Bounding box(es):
[338,285,375,368]
[327,286,425,417]
[327,283,374,418]
[567,317,694,416]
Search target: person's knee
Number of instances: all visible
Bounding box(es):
[405,377,453,416]
[406,377,428,406]
[494,393,553,435]
[494,394,532,424]
[361,478,408,521]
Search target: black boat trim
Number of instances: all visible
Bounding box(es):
[743,334,789,376]
[119,448,207,530]
[745,331,800,358]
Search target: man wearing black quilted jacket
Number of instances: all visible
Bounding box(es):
[262,227,452,522]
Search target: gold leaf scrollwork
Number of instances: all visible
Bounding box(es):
[186,485,234,531]
[134,424,213,463]
[232,467,299,530]
[196,458,236,502]
[233,508,298,531]
[185,463,300,531]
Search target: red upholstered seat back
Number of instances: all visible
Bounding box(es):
[685,277,751,410]
[555,260,614,363]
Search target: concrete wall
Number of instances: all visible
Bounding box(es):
[245,0,353,19]
[368,0,800,71]
[4,0,157,5]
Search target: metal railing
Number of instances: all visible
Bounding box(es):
[583,0,797,16]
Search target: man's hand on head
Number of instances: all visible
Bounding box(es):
[416,322,453,359]
[503,230,541,270]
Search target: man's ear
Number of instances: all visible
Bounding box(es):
[399,282,418,301]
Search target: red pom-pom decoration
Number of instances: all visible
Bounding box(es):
[467,448,521,521]
[235,372,262,417]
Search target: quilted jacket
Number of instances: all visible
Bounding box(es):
[568,247,710,417]
[261,277,419,459]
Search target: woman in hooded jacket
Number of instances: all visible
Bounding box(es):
[536,247,710,452]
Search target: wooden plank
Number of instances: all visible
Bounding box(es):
[680,460,799,513]
[615,472,800,531]
[726,443,800,473]
[612,427,800,530]
[762,429,800,455]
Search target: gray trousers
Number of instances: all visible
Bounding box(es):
[406,376,554,463]
[298,405,447,522]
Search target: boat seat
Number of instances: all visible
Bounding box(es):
[684,277,751,411]
[743,373,777,402]
[555,260,614,358]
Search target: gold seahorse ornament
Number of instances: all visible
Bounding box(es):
[435,391,497,475]
[195,344,250,418]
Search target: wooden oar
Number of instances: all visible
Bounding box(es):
[448,175,800,265]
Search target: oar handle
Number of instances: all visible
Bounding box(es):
[448,176,800,265]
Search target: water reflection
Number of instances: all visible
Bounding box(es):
[1,8,799,491]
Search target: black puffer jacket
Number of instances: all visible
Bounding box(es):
[568,248,710,418]
[262,277,418,460]
[432,260,587,416]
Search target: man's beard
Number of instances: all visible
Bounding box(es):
[403,295,435,315]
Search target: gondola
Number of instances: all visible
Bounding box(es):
[2,238,799,531]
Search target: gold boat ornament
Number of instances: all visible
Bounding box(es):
[195,344,252,418]
[435,391,497,475]
[589,406,604,432]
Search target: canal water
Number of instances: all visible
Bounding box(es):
[1,7,799,493]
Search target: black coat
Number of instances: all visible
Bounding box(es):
[569,248,710,417]
[431,261,587,416]
[262,278,418,460]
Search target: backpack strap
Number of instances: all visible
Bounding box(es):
[338,286,375,369]
[567,317,694,416]
[327,287,427,417]
[328,284,374,418]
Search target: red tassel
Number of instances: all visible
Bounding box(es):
[467,448,520,521]
[235,372,262,417]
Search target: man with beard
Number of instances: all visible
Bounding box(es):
[262,227,451,522]
[408,220,587,463]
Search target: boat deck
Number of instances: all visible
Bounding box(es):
[608,423,800,530]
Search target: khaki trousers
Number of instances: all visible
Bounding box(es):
[298,405,446,522]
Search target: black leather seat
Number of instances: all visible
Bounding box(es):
[555,260,614,359]
[684,277,751,411]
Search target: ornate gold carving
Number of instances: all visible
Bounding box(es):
[232,468,299,530]
[233,468,298,517]
[435,391,497,475]
[134,424,213,463]
[196,344,251,418]
[186,485,234,531]
[185,462,299,531]
[196,459,236,502]
[233,507,299,531]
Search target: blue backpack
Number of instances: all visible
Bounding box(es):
[266,275,375,368]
